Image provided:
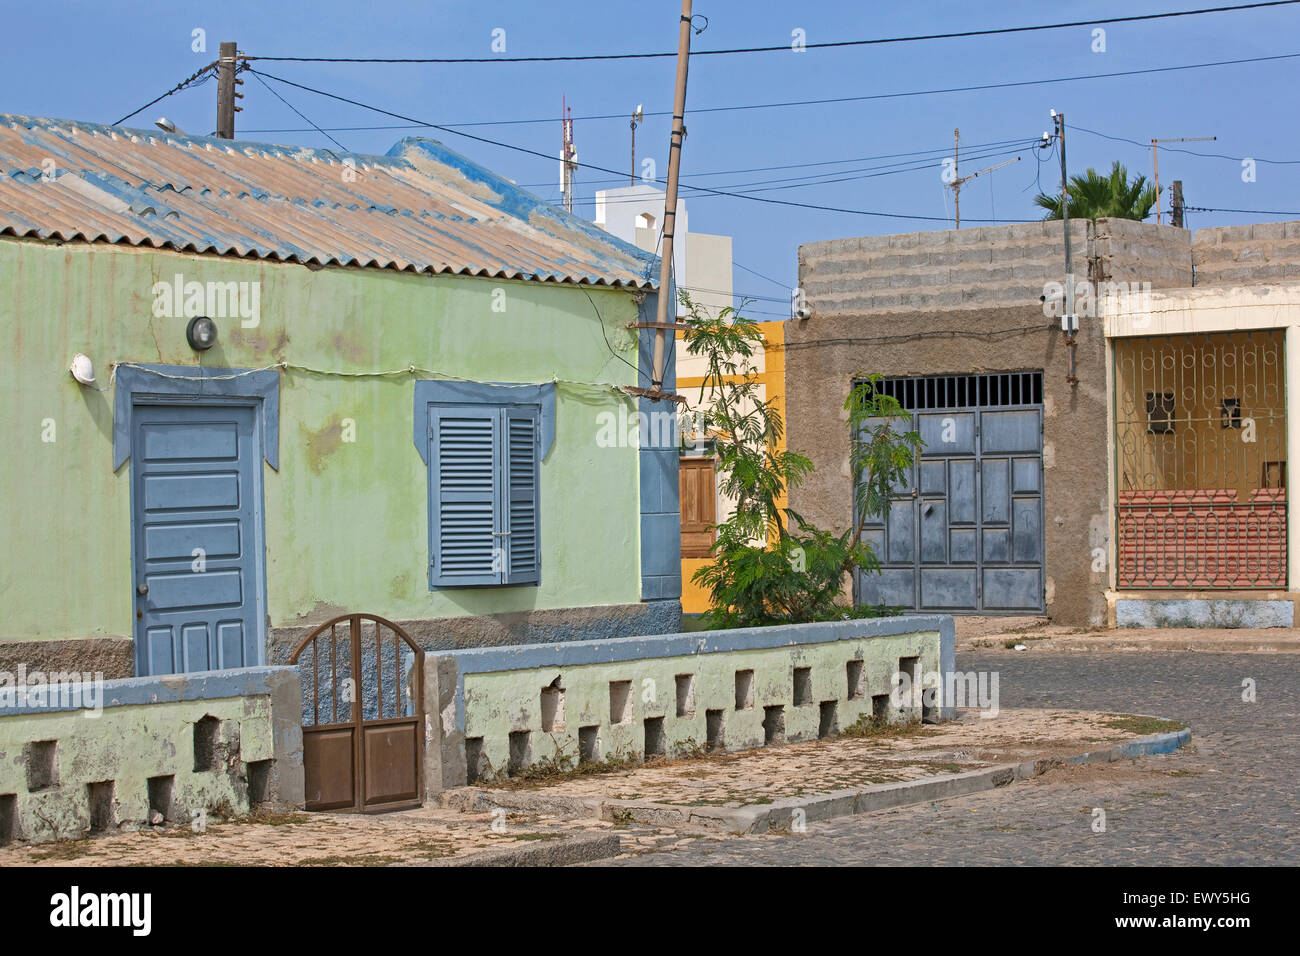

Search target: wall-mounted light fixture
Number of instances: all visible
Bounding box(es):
[69,353,95,385]
[186,315,218,351]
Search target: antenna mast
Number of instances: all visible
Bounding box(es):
[561,96,577,214]
[949,128,1021,229]
[1151,135,1215,224]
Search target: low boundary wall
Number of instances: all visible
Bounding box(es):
[0,666,304,844]
[423,615,955,795]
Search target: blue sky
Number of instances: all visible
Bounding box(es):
[4,1,1298,315]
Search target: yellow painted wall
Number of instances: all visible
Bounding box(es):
[677,321,787,614]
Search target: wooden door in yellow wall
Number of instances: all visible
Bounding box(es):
[680,457,717,559]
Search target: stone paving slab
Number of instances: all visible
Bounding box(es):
[0,803,627,867]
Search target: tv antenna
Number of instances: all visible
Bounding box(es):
[949,128,1021,229]
[1151,136,1215,224]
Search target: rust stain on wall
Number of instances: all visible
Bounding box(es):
[227,326,290,362]
[303,419,344,474]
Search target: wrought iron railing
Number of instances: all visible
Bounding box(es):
[1114,331,1286,589]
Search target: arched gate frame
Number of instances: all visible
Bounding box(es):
[288,614,425,812]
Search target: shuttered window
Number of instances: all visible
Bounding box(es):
[428,403,541,588]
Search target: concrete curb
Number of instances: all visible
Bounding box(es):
[444,726,1192,836]
[397,831,623,867]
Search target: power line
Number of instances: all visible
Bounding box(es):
[112,60,218,125]
[233,51,1300,134]
[1185,205,1300,214]
[517,138,1033,188]
[247,68,1032,224]
[560,143,1036,206]
[1073,124,1300,165]
[247,68,350,152]
[735,261,791,290]
[681,284,788,304]
[780,324,1051,350]
[241,2,1300,64]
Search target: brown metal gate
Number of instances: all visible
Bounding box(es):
[288,613,424,813]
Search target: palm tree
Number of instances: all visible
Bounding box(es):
[1035,161,1159,221]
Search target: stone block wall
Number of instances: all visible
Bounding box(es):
[0,666,304,845]
[423,615,954,794]
[1193,220,1300,286]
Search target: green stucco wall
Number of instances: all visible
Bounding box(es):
[0,695,272,842]
[460,629,941,775]
[0,239,644,645]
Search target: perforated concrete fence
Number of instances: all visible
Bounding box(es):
[0,667,304,845]
[423,615,954,793]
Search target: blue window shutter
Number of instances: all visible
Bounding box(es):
[429,406,502,587]
[504,406,541,585]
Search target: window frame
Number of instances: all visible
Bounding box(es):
[413,381,555,591]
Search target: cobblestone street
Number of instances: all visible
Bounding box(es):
[607,650,1300,865]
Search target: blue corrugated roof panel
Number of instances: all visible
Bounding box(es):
[0,113,659,289]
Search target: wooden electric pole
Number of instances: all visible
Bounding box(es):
[216,41,240,139]
[648,0,693,396]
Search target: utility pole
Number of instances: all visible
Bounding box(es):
[1151,136,1215,223]
[648,0,693,397]
[560,97,577,214]
[949,127,1021,229]
[1171,180,1185,228]
[216,41,241,139]
[630,105,642,186]
[1053,110,1078,387]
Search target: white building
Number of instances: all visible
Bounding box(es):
[594,185,733,318]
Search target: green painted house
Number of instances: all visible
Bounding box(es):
[0,113,682,679]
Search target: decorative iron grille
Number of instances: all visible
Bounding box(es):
[870,371,1043,411]
[1114,331,1287,589]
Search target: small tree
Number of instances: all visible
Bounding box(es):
[681,293,921,628]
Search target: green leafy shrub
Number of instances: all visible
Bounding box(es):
[681,292,921,628]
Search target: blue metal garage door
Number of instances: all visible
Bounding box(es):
[856,372,1046,614]
[130,402,265,675]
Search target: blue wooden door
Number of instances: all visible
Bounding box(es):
[131,403,265,675]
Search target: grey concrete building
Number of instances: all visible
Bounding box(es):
[790,219,1193,627]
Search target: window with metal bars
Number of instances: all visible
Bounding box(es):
[864,371,1044,410]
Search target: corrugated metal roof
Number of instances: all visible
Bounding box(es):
[0,113,659,289]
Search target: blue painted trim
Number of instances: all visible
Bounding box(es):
[636,285,682,601]
[112,363,280,471]
[444,614,949,674]
[391,138,660,287]
[938,616,956,718]
[0,665,296,716]
[1116,598,1295,629]
[413,379,557,462]
[1068,728,1192,762]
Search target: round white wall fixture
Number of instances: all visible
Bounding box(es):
[70,353,95,386]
